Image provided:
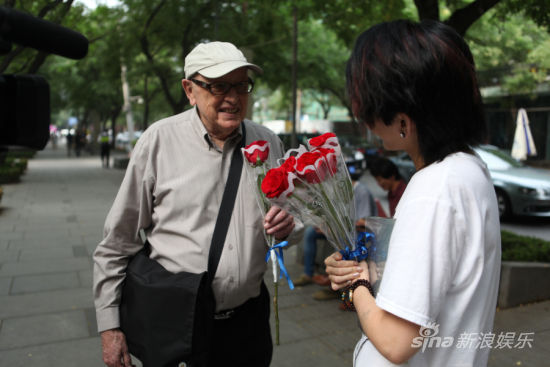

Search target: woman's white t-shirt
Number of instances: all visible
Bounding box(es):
[355,152,501,367]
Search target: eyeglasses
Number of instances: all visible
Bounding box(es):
[190,78,254,95]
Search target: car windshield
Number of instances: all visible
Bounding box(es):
[475,147,524,170]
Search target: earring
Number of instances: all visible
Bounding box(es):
[400,131,406,138]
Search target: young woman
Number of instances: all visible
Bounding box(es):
[325,20,501,366]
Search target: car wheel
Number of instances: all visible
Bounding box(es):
[495,188,511,220]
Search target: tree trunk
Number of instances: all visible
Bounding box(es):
[139,0,188,115]
[414,0,440,21]
[141,76,148,129]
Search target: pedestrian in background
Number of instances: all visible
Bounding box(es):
[66,131,73,157]
[99,129,111,168]
[369,157,407,217]
[74,128,86,156]
[325,19,501,366]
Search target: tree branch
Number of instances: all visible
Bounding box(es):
[0,45,24,73]
[139,0,183,113]
[445,0,502,36]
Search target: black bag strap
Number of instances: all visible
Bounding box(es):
[206,123,246,284]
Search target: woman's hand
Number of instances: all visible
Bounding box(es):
[324,252,364,290]
[356,260,370,281]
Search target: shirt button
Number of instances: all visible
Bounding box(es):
[228,244,233,250]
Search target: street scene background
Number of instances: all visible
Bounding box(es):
[1,144,549,366]
[2,0,550,365]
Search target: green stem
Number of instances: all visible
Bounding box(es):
[274,280,279,345]
[318,181,353,246]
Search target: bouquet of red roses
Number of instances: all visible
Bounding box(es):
[258,133,396,298]
[261,132,367,259]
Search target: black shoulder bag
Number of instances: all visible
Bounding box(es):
[120,125,246,367]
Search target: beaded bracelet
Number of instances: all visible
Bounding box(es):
[340,279,375,311]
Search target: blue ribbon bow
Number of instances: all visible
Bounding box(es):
[339,232,374,261]
[265,240,294,290]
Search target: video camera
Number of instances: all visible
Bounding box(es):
[0,6,88,150]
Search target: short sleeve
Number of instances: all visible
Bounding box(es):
[375,195,457,327]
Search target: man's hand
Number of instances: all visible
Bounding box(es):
[264,206,295,240]
[101,329,133,367]
[324,252,364,290]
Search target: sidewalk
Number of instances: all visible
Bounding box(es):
[0,145,548,366]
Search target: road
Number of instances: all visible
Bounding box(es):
[500,217,550,242]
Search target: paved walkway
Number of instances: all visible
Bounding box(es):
[0,145,549,366]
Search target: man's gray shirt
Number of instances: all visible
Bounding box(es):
[93,107,290,332]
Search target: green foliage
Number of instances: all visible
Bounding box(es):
[501,230,550,262]
[467,8,550,94]
[504,0,550,29]
[3,0,550,130]
[311,0,412,46]
[0,154,30,183]
[44,4,126,125]
[3,158,28,174]
[0,165,23,184]
[5,149,36,159]
[0,0,87,74]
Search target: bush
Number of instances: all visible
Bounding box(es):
[6,149,36,159]
[4,157,28,174]
[0,165,22,184]
[501,230,550,262]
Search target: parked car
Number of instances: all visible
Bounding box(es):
[338,134,384,174]
[474,145,550,219]
[115,130,142,151]
[389,146,550,219]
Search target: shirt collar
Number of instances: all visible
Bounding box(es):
[190,106,244,152]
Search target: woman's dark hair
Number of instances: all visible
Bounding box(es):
[369,157,401,180]
[346,20,487,166]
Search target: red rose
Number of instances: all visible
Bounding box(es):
[308,132,338,148]
[262,167,292,198]
[295,151,328,184]
[242,140,269,166]
[280,156,297,173]
[313,147,338,175]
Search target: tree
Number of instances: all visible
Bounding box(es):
[119,0,233,115]
[468,9,550,94]
[311,0,550,105]
[0,0,80,74]
[43,4,127,137]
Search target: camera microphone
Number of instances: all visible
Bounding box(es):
[0,6,88,59]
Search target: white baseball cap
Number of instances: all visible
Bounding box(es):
[184,41,263,79]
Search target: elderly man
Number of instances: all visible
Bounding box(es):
[93,41,296,367]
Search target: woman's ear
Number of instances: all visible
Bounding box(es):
[395,113,414,139]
